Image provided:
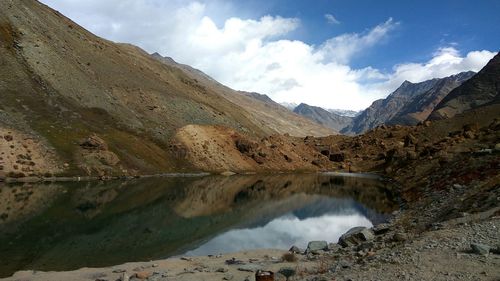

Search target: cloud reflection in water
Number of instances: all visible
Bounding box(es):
[186,213,371,256]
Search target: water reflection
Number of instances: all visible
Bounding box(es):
[186,195,372,255]
[0,173,397,277]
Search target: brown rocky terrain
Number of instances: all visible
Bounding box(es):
[170,125,336,173]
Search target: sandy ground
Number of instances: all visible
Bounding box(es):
[5,249,297,281]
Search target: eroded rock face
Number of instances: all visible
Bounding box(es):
[78,134,122,176]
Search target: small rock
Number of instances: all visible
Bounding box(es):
[357,241,374,251]
[471,243,491,255]
[393,232,407,242]
[120,273,129,281]
[134,271,151,280]
[237,264,261,272]
[223,273,234,280]
[404,134,417,147]
[307,241,328,252]
[225,258,244,265]
[112,269,126,273]
[494,143,500,152]
[372,223,391,235]
[289,245,303,254]
[329,153,345,162]
[340,260,352,268]
[216,267,228,273]
[328,243,341,252]
[278,267,296,278]
[490,245,500,255]
[463,131,475,139]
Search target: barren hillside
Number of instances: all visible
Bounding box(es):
[151,54,336,137]
[0,0,334,178]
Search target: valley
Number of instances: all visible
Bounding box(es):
[0,0,499,280]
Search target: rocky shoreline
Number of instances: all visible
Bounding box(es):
[5,212,499,281]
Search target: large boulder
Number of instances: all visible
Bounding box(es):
[338,226,375,247]
[306,240,328,252]
[79,134,108,150]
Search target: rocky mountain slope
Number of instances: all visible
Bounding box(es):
[0,0,334,178]
[151,54,335,137]
[430,52,500,120]
[388,71,475,125]
[343,72,475,134]
[293,103,353,132]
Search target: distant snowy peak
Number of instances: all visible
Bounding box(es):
[280,102,299,111]
[327,109,360,117]
[280,102,359,117]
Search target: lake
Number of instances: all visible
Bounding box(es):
[0,173,398,277]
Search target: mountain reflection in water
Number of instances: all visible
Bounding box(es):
[0,173,397,277]
[186,195,372,256]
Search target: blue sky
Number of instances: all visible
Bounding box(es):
[208,0,500,69]
[40,0,498,110]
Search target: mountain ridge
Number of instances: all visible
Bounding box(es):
[342,71,475,134]
[429,52,500,120]
[293,103,354,132]
[150,53,337,137]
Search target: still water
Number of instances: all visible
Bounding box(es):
[0,173,397,277]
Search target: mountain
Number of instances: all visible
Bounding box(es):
[429,52,500,120]
[293,103,353,132]
[280,102,299,111]
[387,71,475,125]
[328,109,360,118]
[343,72,475,134]
[151,54,336,137]
[0,0,334,177]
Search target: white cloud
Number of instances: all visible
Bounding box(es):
[39,0,496,111]
[373,47,497,96]
[325,13,340,24]
[317,18,397,65]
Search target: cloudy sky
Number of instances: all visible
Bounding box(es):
[40,0,499,110]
